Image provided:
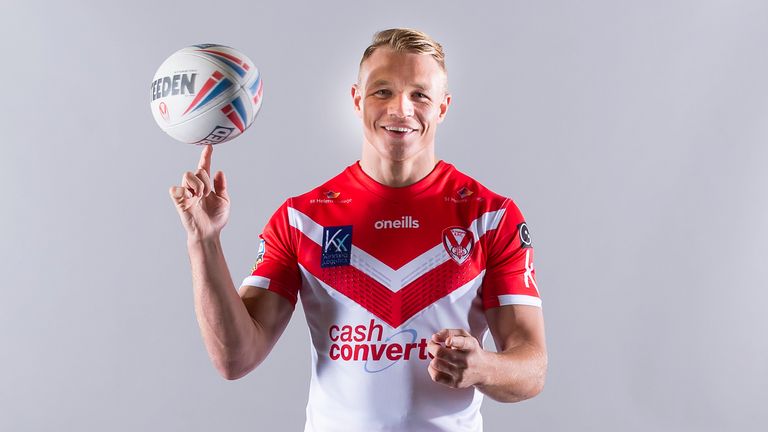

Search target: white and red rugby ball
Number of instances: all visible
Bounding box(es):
[150,44,263,145]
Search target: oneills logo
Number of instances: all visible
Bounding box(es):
[374,216,420,229]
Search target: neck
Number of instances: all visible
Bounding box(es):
[359,143,437,187]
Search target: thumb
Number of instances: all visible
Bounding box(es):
[446,335,471,351]
[213,171,228,197]
[171,187,184,199]
[169,186,195,213]
[431,329,449,343]
[169,186,192,201]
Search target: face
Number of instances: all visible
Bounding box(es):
[352,48,451,162]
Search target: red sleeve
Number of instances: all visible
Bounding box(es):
[481,199,541,309]
[240,199,301,305]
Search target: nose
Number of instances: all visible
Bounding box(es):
[387,92,414,118]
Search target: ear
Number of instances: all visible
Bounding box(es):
[437,93,451,123]
[351,84,363,119]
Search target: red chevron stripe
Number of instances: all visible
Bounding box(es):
[298,233,485,327]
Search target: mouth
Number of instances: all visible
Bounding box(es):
[381,125,418,138]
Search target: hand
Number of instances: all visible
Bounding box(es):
[169,145,230,241]
[427,329,488,389]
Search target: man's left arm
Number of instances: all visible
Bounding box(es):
[427,304,547,403]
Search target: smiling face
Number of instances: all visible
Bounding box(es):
[352,47,451,163]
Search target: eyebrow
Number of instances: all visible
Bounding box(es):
[369,79,431,91]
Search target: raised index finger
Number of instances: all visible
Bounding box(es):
[197,144,213,174]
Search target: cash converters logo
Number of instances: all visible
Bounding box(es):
[328,320,431,373]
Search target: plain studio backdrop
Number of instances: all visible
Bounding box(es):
[1,0,766,430]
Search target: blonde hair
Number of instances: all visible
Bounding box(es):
[361,28,446,71]
[359,28,447,91]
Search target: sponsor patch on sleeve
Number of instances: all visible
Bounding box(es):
[250,238,266,273]
[517,222,532,248]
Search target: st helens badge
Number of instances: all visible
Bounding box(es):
[442,227,474,265]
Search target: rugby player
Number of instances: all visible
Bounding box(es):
[170,28,547,431]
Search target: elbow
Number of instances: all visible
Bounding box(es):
[518,352,548,401]
[500,376,547,404]
[519,352,548,402]
[218,366,248,381]
[209,337,270,380]
[214,357,258,381]
[523,374,546,401]
[494,379,545,403]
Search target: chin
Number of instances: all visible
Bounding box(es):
[379,143,416,162]
[365,135,425,162]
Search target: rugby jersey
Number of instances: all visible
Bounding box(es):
[241,160,540,432]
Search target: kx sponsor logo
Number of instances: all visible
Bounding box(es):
[321,225,353,268]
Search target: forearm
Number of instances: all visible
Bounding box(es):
[475,342,547,403]
[187,236,261,379]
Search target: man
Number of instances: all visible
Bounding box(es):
[170,28,547,432]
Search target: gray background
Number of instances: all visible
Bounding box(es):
[1,0,766,430]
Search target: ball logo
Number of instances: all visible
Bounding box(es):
[442,227,474,265]
[158,102,170,122]
[150,73,197,101]
[194,126,234,145]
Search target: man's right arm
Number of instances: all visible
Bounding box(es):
[187,236,294,380]
[171,144,294,380]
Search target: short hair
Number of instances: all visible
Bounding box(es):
[358,28,447,90]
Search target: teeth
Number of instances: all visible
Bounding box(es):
[384,126,412,132]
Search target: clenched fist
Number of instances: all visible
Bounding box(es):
[169,144,230,241]
[427,329,488,389]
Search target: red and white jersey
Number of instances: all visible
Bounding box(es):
[240,161,540,432]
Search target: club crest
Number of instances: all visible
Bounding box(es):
[442,227,474,265]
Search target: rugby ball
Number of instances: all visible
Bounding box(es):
[150,44,263,145]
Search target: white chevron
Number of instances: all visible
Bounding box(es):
[287,206,506,293]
